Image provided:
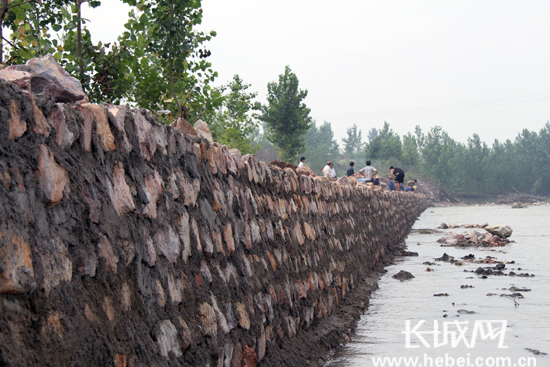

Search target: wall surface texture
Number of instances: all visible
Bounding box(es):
[0,80,428,367]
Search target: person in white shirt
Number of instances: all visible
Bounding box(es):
[359,160,377,182]
[298,157,306,168]
[322,161,336,179]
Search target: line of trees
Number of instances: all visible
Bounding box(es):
[2,1,548,197]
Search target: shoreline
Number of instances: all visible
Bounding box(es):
[260,241,409,367]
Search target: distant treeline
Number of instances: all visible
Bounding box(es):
[257,121,550,198]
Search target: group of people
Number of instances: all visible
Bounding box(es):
[298,157,416,192]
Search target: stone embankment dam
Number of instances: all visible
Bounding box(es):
[0,77,427,366]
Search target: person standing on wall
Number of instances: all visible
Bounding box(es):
[389,166,405,191]
[347,162,355,176]
[322,161,336,179]
[358,160,377,183]
[298,157,306,168]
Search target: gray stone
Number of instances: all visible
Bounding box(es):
[194,119,213,143]
[157,320,182,358]
[17,55,86,102]
[484,225,513,238]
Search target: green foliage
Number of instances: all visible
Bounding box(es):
[259,65,312,162]
[209,75,260,154]
[342,124,365,158]
[303,121,340,174]
[365,122,402,161]
[1,0,222,123]
[118,0,222,122]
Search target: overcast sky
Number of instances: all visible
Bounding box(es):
[86,0,550,145]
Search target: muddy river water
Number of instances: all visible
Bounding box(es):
[327,205,550,367]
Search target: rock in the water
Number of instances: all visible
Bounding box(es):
[438,222,448,229]
[484,225,513,238]
[392,270,415,281]
[194,119,213,143]
[9,55,86,102]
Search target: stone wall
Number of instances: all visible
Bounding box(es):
[0,80,427,367]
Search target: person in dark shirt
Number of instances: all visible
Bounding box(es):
[346,162,355,176]
[389,166,405,191]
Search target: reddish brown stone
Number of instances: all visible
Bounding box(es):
[266,250,276,271]
[224,223,235,255]
[98,235,118,274]
[114,353,127,367]
[82,103,116,151]
[0,224,34,294]
[103,296,115,321]
[106,162,135,217]
[296,279,307,299]
[107,105,132,153]
[38,144,69,207]
[170,118,197,135]
[74,105,93,151]
[212,229,224,255]
[84,304,95,322]
[235,302,250,330]
[134,112,157,161]
[38,236,73,296]
[241,344,257,367]
[7,100,26,140]
[142,169,163,219]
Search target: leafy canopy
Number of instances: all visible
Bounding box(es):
[260,65,312,162]
[209,75,260,154]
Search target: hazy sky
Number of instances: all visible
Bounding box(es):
[86,0,550,145]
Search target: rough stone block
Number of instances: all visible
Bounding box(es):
[235,302,250,330]
[82,103,115,151]
[211,293,230,334]
[106,162,135,217]
[74,105,93,151]
[0,225,34,294]
[197,302,218,336]
[98,235,118,274]
[38,144,69,207]
[241,344,257,367]
[133,112,157,161]
[157,320,182,358]
[7,100,26,140]
[155,226,180,263]
[171,118,197,135]
[47,104,74,149]
[175,211,191,263]
[194,119,213,143]
[107,105,133,153]
[0,68,31,89]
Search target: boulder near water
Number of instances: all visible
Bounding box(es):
[484,225,513,238]
[392,270,415,281]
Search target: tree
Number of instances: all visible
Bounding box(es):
[365,122,402,161]
[259,65,312,162]
[118,0,222,122]
[303,121,339,173]
[209,75,260,154]
[367,127,379,142]
[401,132,419,170]
[342,124,365,158]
